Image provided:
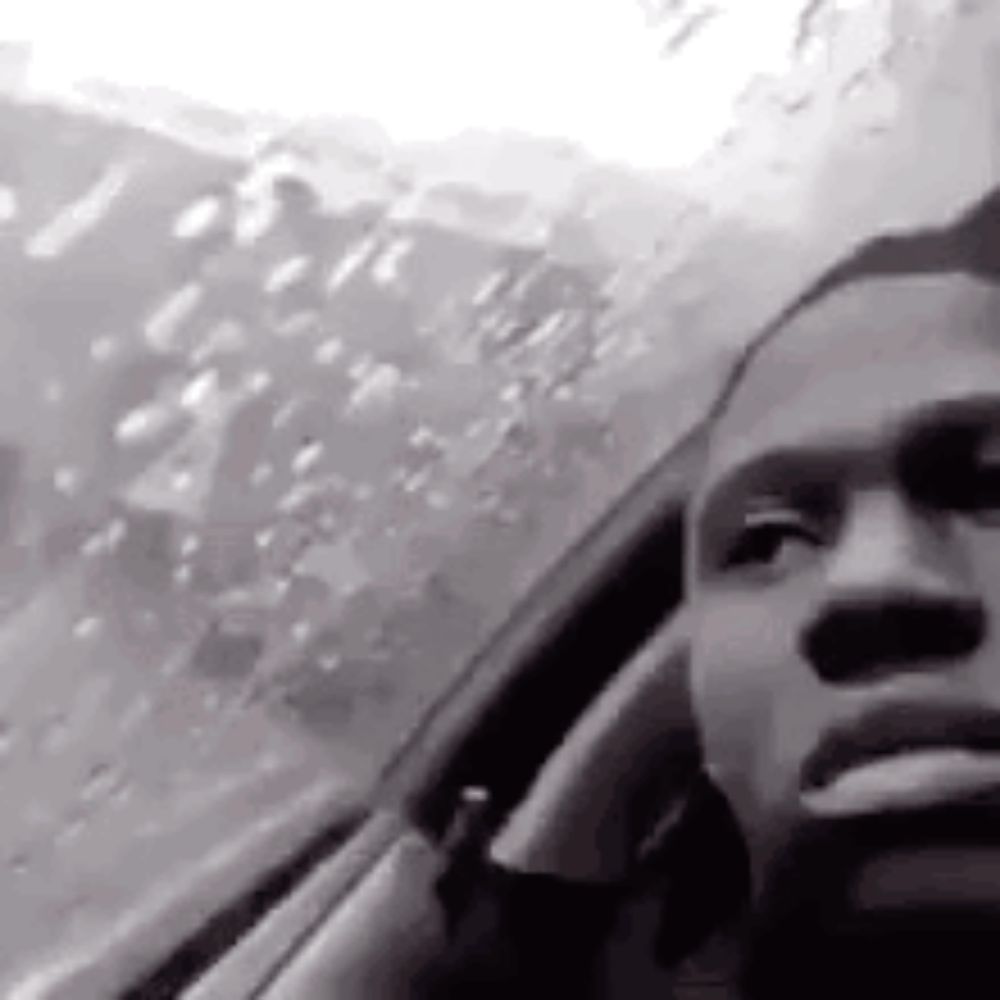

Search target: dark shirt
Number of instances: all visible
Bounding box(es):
[423,858,737,999]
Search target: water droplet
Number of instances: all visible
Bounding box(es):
[473,270,505,305]
[234,189,278,245]
[275,311,318,338]
[402,469,429,495]
[53,466,82,496]
[0,720,15,759]
[251,462,274,487]
[0,185,19,223]
[292,440,324,476]
[370,236,413,287]
[246,369,273,395]
[347,355,374,382]
[81,519,126,557]
[118,696,152,734]
[56,815,88,847]
[264,255,311,295]
[89,335,119,363]
[179,369,219,412]
[314,337,344,366]
[409,425,437,449]
[145,283,204,352]
[291,620,312,644]
[426,490,451,510]
[192,319,246,364]
[493,504,522,527]
[25,163,132,259]
[115,404,170,445]
[110,776,133,807]
[73,615,103,639]
[171,468,194,493]
[272,401,299,430]
[173,563,193,587]
[43,379,65,405]
[255,527,274,549]
[318,651,342,673]
[840,69,872,102]
[780,90,813,115]
[81,763,117,802]
[179,533,201,557]
[346,362,403,414]
[326,239,376,293]
[278,482,315,514]
[172,195,223,240]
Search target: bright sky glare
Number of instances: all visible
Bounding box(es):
[9,0,805,169]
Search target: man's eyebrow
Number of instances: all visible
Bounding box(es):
[695,447,842,527]
[906,392,1000,432]
[696,394,1000,529]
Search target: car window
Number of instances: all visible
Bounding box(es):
[1,1,997,993]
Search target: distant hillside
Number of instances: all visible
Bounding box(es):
[0,77,791,781]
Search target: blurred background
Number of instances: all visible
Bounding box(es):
[0,0,998,993]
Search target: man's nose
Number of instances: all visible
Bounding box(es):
[800,491,986,685]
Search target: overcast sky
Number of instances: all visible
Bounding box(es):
[9,0,806,169]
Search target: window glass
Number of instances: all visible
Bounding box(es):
[0,1,996,991]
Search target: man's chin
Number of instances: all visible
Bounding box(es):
[740,802,1000,1000]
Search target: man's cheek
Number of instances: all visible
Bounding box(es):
[691,625,784,821]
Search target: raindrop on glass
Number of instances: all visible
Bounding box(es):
[179,369,219,412]
[251,462,274,487]
[246,369,273,395]
[171,468,194,493]
[43,379,65,405]
[81,763,117,802]
[264,255,311,295]
[318,651,342,673]
[89,335,119,363]
[292,439,324,476]
[179,533,201,557]
[73,616,103,640]
[314,337,344,366]
[0,719,14,759]
[115,404,169,446]
[0,185,18,223]
[172,196,223,241]
[53,466,82,496]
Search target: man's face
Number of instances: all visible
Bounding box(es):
[688,273,1000,910]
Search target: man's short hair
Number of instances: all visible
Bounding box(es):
[701,184,1000,435]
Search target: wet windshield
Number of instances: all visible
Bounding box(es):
[1,0,997,993]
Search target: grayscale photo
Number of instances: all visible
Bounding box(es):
[2,1,999,997]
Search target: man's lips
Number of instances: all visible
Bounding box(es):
[800,749,1000,817]
[800,702,1000,797]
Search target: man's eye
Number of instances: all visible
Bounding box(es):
[721,510,819,573]
[943,434,1000,521]
[969,438,1000,519]
[920,426,1000,520]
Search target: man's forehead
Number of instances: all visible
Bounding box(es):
[701,273,1000,481]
